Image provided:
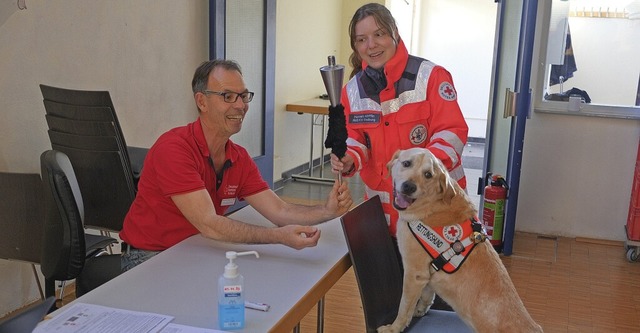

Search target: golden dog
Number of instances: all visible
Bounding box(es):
[378,148,542,333]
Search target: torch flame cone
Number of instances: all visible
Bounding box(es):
[320,56,344,107]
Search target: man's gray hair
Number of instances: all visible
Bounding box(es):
[191,59,243,94]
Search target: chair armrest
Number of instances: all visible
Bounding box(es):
[127,146,149,190]
[127,146,149,177]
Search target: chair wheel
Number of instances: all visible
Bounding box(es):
[626,248,639,262]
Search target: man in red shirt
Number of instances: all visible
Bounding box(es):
[120,59,353,271]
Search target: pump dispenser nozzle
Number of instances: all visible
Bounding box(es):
[224,251,259,278]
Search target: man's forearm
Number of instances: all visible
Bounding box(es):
[271,202,333,227]
[200,215,283,245]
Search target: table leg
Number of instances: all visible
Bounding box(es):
[317,296,325,333]
[32,264,45,300]
[319,115,327,178]
[308,114,315,176]
[291,114,334,185]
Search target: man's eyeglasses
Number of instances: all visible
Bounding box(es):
[202,90,254,103]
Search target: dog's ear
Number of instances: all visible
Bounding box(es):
[436,162,456,204]
[387,150,401,177]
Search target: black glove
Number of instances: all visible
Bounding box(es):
[324,104,348,158]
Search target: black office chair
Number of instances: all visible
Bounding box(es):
[0,172,46,300]
[0,297,55,333]
[39,84,147,232]
[40,150,121,306]
[340,196,472,333]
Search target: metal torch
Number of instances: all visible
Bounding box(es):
[320,55,347,183]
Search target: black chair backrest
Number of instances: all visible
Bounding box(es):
[40,150,86,281]
[48,145,135,232]
[40,84,126,141]
[40,84,137,232]
[45,114,118,137]
[0,172,44,264]
[0,297,55,333]
[340,196,404,333]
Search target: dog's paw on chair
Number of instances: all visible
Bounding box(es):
[377,324,404,333]
[430,294,454,311]
[413,293,434,317]
[413,301,430,317]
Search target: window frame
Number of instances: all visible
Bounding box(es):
[532,0,640,120]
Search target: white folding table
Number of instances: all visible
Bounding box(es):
[45,206,351,332]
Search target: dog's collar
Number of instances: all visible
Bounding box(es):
[408,218,486,274]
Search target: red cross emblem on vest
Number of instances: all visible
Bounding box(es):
[443,224,463,242]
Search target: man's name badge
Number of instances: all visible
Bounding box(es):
[221,198,236,206]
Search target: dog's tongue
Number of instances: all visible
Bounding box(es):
[394,192,412,209]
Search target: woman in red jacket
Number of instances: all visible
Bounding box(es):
[331,3,469,237]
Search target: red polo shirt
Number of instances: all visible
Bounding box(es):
[120,119,269,250]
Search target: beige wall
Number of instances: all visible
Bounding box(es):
[517,113,639,240]
[0,0,208,316]
[0,0,207,173]
[273,0,377,177]
[273,0,343,178]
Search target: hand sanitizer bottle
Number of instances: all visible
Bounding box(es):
[218,251,259,330]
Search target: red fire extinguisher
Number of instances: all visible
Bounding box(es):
[483,173,508,252]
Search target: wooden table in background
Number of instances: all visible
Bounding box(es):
[285,98,333,184]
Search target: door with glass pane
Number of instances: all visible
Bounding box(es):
[484,0,538,255]
[210,0,275,187]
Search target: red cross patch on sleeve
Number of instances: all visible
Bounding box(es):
[438,82,457,101]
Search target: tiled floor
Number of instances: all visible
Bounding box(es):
[504,234,640,332]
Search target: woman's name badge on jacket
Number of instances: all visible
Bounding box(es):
[221,198,236,206]
[350,113,380,124]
